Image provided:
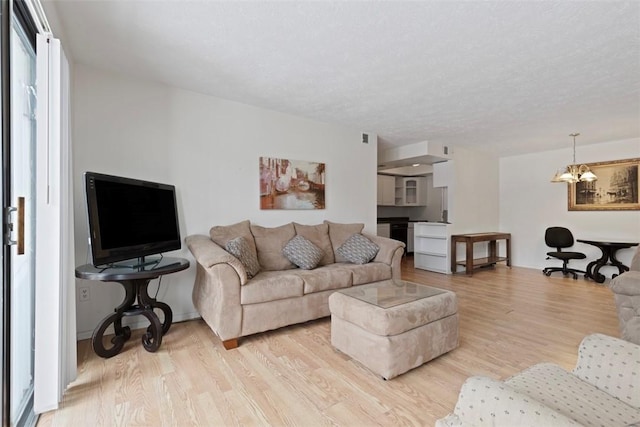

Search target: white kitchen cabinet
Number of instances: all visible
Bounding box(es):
[413,222,449,274]
[395,177,426,206]
[433,161,453,188]
[377,223,390,238]
[407,223,414,254]
[377,175,395,206]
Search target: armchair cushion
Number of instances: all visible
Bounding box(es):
[438,334,640,427]
[507,362,640,426]
[572,333,640,408]
[447,376,579,427]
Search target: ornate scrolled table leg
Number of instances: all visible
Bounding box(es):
[585,260,598,281]
[609,249,629,279]
[91,281,137,358]
[91,278,174,357]
[136,279,173,350]
[587,251,609,284]
[591,263,607,284]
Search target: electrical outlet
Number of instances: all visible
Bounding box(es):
[79,286,90,302]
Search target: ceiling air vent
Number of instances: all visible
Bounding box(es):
[361,133,369,144]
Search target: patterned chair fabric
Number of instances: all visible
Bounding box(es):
[436,334,640,427]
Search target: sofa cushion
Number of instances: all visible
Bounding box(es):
[293,222,335,265]
[292,264,353,294]
[336,233,380,264]
[324,220,364,263]
[250,223,296,271]
[339,262,392,285]
[210,219,258,262]
[506,362,640,426]
[225,236,261,278]
[282,235,324,270]
[240,271,304,304]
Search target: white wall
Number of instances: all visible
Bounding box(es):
[73,65,378,339]
[449,147,500,234]
[500,138,640,273]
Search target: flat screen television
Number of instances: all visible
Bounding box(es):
[84,172,181,267]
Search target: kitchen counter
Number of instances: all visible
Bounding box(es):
[377,217,409,224]
[413,222,450,274]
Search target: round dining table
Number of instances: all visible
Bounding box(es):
[577,239,639,283]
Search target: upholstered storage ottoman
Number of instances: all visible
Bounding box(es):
[328,279,458,380]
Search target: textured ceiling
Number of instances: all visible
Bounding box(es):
[45,1,640,156]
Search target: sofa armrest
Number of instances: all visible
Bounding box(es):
[186,234,245,342]
[609,270,640,296]
[444,376,580,427]
[630,246,640,271]
[186,234,248,284]
[572,333,640,408]
[363,232,405,279]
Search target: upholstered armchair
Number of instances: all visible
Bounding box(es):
[608,245,640,345]
[436,334,640,426]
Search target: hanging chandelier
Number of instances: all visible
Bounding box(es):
[550,133,597,183]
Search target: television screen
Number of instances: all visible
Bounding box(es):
[85,172,181,267]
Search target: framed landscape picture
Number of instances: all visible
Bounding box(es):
[568,158,640,211]
[259,157,326,210]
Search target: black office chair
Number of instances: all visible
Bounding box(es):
[542,227,586,280]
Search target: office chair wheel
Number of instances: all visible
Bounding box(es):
[543,270,552,276]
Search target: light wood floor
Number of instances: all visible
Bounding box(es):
[37,259,620,426]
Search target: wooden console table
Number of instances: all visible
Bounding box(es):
[451,232,511,275]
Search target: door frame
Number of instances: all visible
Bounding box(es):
[2,1,38,425]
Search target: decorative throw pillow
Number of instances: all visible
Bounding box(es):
[336,233,379,265]
[210,220,258,262]
[293,222,335,265]
[282,235,324,270]
[225,237,261,278]
[324,220,365,263]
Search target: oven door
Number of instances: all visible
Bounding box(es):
[390,223,408,247]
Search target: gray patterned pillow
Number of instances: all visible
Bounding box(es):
[282,235,324,270]
[336,233,379,264]
[226,236,261,278]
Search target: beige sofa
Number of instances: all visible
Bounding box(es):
[609,245,640,345]
[186,220,405,349]
[437,333,640,426]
